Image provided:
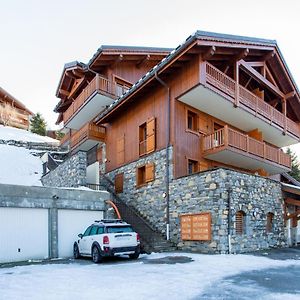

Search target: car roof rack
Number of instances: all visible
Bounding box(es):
[94,219,126,224]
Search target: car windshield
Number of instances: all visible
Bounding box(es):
[107,226,134,233]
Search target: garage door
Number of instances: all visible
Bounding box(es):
[0,207,48,263]
[57,209,104,258]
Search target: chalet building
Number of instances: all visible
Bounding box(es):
[45,31,300,253]
[0,86,33,130]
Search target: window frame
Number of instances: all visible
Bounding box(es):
[185,108,199,135]
[266,212,274,233]
[236,210,246,235]
[187,158,199,175]
[136,162,155,187]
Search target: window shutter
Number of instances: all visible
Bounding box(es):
[146,117,156,154]
[117,135,125,166]
[115,173,124,193]
[266,212,274,233]
[145,163,155,182]
[236,211,244,235]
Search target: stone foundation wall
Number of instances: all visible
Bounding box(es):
[42,151,87,188]
[107,147,287,254]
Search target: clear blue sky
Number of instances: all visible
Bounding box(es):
[1,0,300,128]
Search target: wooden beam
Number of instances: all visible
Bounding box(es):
[246,61,265,67]
[263,50,275,61]
[239,59,285,98]
[285,91,296,100]
[59,89,70,97]
[268,98,279,107]
[265,65,279,88]
[202,46,216,61]
[136,54,150,68]
[285,197,300,206]
[234,48,249,61]
[110,54,123,67]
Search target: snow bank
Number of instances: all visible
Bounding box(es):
[0,252,299,300]
[0,125,59,144]
[0,144,42,186]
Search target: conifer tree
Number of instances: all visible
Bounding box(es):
[286,147,300,181]
[30,113,47,136]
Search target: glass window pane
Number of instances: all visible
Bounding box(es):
[83,226,92,237]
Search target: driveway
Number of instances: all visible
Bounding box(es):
[0,247,299,300]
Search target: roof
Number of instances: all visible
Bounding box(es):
[95,30,300,123]
[0,86,34,115]
[282,182,300,199]
[281,173,300,187]
[88,45,173,67]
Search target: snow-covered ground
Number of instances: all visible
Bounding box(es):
[0,144,43,186]
[0,125,59,144]
[0,252,299,300]
[0,125,59,186]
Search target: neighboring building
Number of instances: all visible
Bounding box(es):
[0,87,33,130]
[48,31,300,253]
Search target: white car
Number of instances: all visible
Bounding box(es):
[73,219,141,263]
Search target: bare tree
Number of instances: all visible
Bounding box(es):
[0,103,18,126]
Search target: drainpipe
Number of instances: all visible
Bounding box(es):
[228,187,232,254]
[155,71,171,241]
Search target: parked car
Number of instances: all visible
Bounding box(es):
[73,219,140,263]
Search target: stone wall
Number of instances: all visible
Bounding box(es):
[106,147,287,254]
[42,151,87,188]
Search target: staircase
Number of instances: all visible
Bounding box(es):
[99,174,176,253]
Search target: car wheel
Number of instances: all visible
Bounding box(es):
[73,243,81,259]
[92,246,102,263]
[129,251,140,259]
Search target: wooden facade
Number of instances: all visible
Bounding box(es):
[55,32,300,180]
[0,87,33,130]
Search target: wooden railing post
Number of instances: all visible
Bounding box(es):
[199,60,207,86]
[234,61,239,107]
[224,125,228,147]
[96,74,99,91]
[282,98,287,135]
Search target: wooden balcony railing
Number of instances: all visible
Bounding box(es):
[63,75,129,125]
[205,62,300,138]
[59,131,71,146]
[203,125,291,169]
[70,122,106,150]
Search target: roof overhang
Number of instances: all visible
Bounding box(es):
[95,31,300,125]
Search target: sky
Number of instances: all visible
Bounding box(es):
[1,0,300,129]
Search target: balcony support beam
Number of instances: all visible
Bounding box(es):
[234,61,239,107]
[239,59,285,99]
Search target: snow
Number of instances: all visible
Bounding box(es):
[0,144,42,186]
[0,125,59,145]
[0,252,299,300]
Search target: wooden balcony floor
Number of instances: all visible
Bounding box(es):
[179,85,298,147]
[204,146,290,175]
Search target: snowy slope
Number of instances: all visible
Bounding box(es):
[0,125,59,144]
[0,126,59,186]
[0,144,42,186]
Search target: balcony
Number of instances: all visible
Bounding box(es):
[178,62,300,147]
[63,75,129,130]
[203,125,291,175]
[70,123,106,152]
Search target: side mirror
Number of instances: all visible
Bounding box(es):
[78,233,83,239]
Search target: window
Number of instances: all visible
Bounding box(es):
[187,159,199,175]
[90,226,98,236]
[139,118,156,156]
[187,110,198,132]
[266,212,274,233]
[114,76,132,97]
[83,226,92,237]
[97,227,104,234]
[115,173,124,194]
[107,226,134,233]
[136,163,155,187]
[236,211,246,235]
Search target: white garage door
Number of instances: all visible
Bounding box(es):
[57,209,104,258]
[0,207,48,263]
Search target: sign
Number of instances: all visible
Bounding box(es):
[180,212,211,241]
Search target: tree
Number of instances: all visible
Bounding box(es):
[286,147,300,181]
[0,103,18,126]
[30,113,47,136]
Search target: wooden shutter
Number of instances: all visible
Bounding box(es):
[146,117,156,154]
[236,211,244,235]
[115,173,124,194]
[116,135,125,166]
[145,163,155,183]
